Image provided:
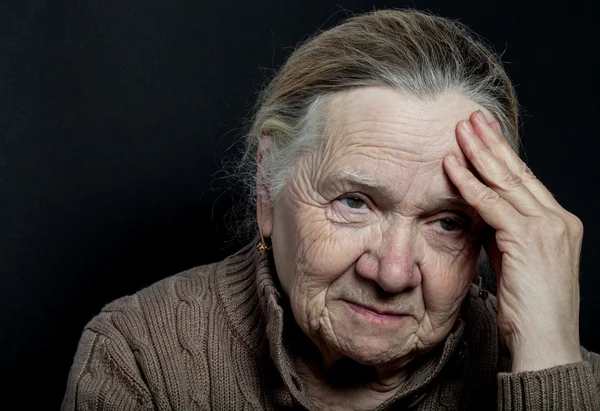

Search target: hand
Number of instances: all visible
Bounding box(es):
[443,110,584,372]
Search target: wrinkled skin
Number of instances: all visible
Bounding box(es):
[260,87,488,374]
[257,87,583,407]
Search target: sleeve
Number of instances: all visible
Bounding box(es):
[61,314,155,411]
[497,347,600,410]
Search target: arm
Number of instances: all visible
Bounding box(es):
[443,111,597,409]
[61,313,155,411]
[497,348,600,410]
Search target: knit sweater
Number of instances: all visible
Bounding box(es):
[62,241,600,410]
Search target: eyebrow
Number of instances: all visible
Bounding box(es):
[433,194,471,208]
[328,169,475,212]
[330,169,383,188]
[328,169,392,196]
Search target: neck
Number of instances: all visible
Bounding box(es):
[297,344,433,392]
[291,339,438,411]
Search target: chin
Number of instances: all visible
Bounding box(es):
[323,307,420,366]
[335,333,416,366]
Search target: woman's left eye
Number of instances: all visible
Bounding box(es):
[435,218,463,232]
[340,197,367,209]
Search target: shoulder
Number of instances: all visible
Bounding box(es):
[64,243,267,409]
[88,243,260,346]
[85,261,220,339]
[64,245,264,409]
[63,264,224,410]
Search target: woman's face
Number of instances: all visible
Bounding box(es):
[260,87,490,369]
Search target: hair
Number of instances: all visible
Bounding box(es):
[231,8,519,244]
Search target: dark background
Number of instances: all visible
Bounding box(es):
[2,0,598,407]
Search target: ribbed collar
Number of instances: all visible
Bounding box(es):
[217,240,469,410]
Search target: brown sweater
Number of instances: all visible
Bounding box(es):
[62,241,600,410]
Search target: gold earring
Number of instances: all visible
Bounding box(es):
[257,231,272,256]
[478,276,489,300]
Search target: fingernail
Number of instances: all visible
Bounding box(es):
[446,153,458,164]
[462,120,475,136]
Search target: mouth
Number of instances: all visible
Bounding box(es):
[343,300,408,324]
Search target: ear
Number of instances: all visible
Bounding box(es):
[475,246,487,281]
[256,139,274,237]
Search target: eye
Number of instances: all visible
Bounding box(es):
[435,218,463,232]
[340,197,367,209]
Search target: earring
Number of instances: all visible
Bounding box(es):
[257,231,272,256]
[478,275,489,300]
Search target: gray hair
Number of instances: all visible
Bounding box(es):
[232,8,520,242]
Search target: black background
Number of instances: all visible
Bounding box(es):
[2,0,599,407]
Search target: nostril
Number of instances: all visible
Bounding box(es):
[375,284,398,299]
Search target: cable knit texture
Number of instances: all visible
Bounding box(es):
[62,242,600,410]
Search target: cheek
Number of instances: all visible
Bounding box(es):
[272,194,365,312]
[293,225,364,293]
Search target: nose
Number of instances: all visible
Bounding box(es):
[355,226,421,294]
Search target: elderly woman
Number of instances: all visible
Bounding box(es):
[62,9,599,411]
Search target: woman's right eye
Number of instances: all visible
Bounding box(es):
[340,197,367,209]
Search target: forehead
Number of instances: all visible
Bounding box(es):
[324,87,486,157]
[313,87,488,206]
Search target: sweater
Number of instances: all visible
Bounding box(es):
[62,241,600,410]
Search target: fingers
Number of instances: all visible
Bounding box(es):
[489,120,503,136]
[455,118,543,217]
[443,154,521,231]
[471,111,561,210]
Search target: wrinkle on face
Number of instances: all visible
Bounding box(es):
[269,86,493,384]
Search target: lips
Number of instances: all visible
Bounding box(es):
[343,300,406,318]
